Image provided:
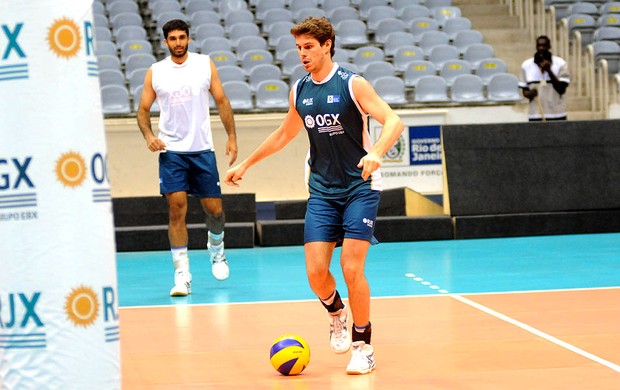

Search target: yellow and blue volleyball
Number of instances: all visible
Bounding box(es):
[269,334,311,376]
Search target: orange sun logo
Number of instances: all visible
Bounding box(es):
[47,18,82,59]
[55,151,87,188]
[65,286,100,328]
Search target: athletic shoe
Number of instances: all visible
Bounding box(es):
[346,341,376,375]
[210,252,229,281]
[328,308,351,354]
[169,270,192,296]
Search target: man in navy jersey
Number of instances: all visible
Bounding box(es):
[224,17,403,375]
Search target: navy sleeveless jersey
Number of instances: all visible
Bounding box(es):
[294,64,382,198]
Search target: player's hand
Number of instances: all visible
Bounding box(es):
[146,136,166,152]
[357,152,381,181]
[224,164,245,187]
[226,138,238,166]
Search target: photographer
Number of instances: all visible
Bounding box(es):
[519,36,570,121]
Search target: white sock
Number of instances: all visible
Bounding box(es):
[171,246,189,273]
[208,231,224,254]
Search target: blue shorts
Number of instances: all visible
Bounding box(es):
[159,150,222,198]
[304,189,381,244]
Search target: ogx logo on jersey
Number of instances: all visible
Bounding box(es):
[304,113,344,136]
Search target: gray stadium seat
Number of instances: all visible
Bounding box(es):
[101,84,131,114]
[236,36,268,58]
[97,54,122,71]
[111,12,143,32]
[413,75,450,103]
[294,7,326,22]
[240,49,274,72]
[248,63,282,92]
[599,13,620,28]
[289,63,308,86]
[94,14,109,29]
[224,9,255,34]
[222,81,254,110]
[219,0,249,18]
[99,69,125,87]
[194,23,225,42]
[443,16,473,41]
[393,45,425,72]
[107,1,139,19]
[363,60,396,83]
[408,17,440,43]
[335,20,368,48]
[428,44,459,67]
[120,40,153,64]
[156,11,187,33]
[439,59,472,86]
[228,23,261,48]
[261,9,294,33]
[128,68,148,95]
[352,46,385,72]
[383,31,417,57]
[431,6,462,28]
[403,60,437,87]
[190,10,221,26]
[150,0,182,18]
[372,75,408,105]
[568,2,600,19]
[217,65,247,83]
[267,21,295,46]
[590,40,620,73]
[463,43,495,67]
[114,25,148,48]
[255,80,290,109]
[95,27,113,42]
[200,36,233,54]
[281,48,302,75]
[450,74,486,103]
[486,73,522,102]
[210,50,239,67]
[359,0,390,20]
[475,57,508,85]
[132,85,160,113]
[426,0,453,9]
[374,18,408,45]
[184,0,217,16]
[274,35,297,61]
[329,7,361,29]
[452,29,484,55]
[600,2,620,16]
[594,26,620,45]
[321,0,350,15]
[256,0,287,22]
[289,0,319,14]
[397,4,430,20]
[417,30,450,56]
[94,40,118,57]
[366,6,398,32]
[125,53,157,76]
[567,13,597,45]
[92,1,106,15]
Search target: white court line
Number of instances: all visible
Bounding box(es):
[451,294,620,373]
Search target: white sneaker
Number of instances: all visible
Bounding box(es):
[346,341,376,375]
[210,252,229,281]
[328,308,351,354]
[169,270,192,296]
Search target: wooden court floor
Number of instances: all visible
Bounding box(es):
[117,234,620,389]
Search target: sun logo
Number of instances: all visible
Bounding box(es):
[47,18,82,59]
[55,151,87,188]
[65,286,100,328]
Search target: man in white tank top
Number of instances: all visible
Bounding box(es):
[137,19,238,297]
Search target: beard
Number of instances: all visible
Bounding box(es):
[168,44,188,58]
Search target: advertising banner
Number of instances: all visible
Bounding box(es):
[0,2,120,389]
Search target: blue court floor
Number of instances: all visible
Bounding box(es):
[116,233,620,308]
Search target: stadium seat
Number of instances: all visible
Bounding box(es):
[393,45,425,72]
[150,0,182,18]
[127,68,148,95]
[418,30,450,56]
[217,65,247,83]
[222,80,254,110]
[184,0,217,16]
[267,21,295,46]
[363,60,396,83]
[413,75,450,103]
[131,85,160,113]
[599,13,620,28]
[567,14,597,45]
[426,0,453,9]
[289,63,309,86]
[256,0,287,22]
[190,10,221,26]
[94,40,118,57]
[374,18,408,45]
[372,76,408,105]
[450,74,486,103]
[111,12,143,32]
[97,54,122,71]
[475,58,508,85]
[366,6,398,32]
[248,64,282,92]
[382,31,417,57]
[431,6,462,28]
[223,9,255,34]
[120,40,153,64]
[114,25,148,48]
[255,80,290,109]
[200,36,233,54]
[294,7,326,22]
[403,60,437,87]
[330,7,361,29]
[590,40,620,73]
[125,53,157,76]
[236,36,268,58]
[408,17,440,43]
[289,0,320,16]
[281,48,302,75]
[452,29,484,55]
[594,26,620,45]
[358,0,390,20]
[108,0,139,19]
[397,4,430,20]
[240,49,274,72]
[428,44,459,67]
[352,46,385,72]
[334,19,369,48]
[600,2,620,16]
[443,17,473,41]
[261,9,294,33]
[99,69,125,88]
[487,73,522,102]
[210,50,239,67]
[101,84,132,114]
[463,43,495,67]
[439,59,472,86]
[228,22,261,48]
[321,0,350,14]
[194,23,225,43]
[95,27,113,42]
[568,2,599,19]
[218,0,249,19]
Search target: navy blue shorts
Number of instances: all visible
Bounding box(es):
[304,189,380,244]
[159,150,222,197]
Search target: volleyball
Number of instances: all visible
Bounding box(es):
[269,334,311,376]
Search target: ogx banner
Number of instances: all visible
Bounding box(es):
[0,1,120,389]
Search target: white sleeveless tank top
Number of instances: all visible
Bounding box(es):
[151,52,214,152]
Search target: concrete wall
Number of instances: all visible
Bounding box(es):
[107,103,528,201]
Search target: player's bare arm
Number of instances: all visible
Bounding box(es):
[136,67,166,152]
[209,58,238,166]
[351,77,404,180]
